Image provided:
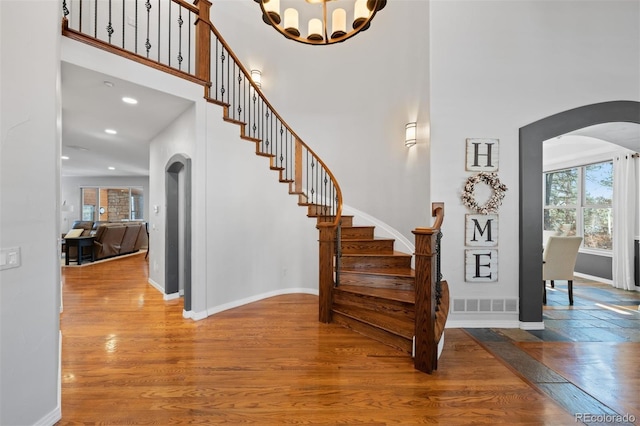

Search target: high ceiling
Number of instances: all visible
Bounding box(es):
[62,60,639,179]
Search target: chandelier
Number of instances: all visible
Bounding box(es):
[254,0,387,45]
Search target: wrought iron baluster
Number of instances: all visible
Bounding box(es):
[157,0,160,62]
[145,0,151,57]
[94,0,98,38]
[435,230,443,311]
[236,69,242,119]
[310,157,316,205]
[335,219,342,286]
[168,1,172,67]
[220,48,226,102]
[177,9,183,70]
[188,13,192,74]
[62,0,69,17]
[106,0,114,43]
[134,0,138,54]
[122,0,125,48]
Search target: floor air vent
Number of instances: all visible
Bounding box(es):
[452,298,519,313]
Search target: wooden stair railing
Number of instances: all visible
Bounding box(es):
[328,204,448,373]
[413,202,447,373]
[60,1,448,373]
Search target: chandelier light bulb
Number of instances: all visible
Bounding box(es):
[284,8,300,36]
[308,18,323,41]
[331,9,347,39]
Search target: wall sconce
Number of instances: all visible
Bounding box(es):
[405,122,417,147]
[251,69,262,88]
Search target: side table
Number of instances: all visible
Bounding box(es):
[64,236,95,265]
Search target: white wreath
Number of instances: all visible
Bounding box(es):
[461,172,508,214]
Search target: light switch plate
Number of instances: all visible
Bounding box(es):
[0,247,21,270]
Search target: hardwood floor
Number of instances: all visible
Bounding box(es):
[58,255,637,424]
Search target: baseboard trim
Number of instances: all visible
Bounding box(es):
[186,288,320,322]
[163,292,180,301]
[445,319,521,329]
[574,272,613,285]
[519,321,545,330]
[147,278,163,294]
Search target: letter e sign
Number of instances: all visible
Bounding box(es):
[465,249,498,282]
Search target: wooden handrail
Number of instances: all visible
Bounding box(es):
[206,23,343,227]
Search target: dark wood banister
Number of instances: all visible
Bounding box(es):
[412,202,445,373]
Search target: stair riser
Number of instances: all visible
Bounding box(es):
[332,312,413,354]
[341,255,412,270]
[341,227,375,239]
[333,291,415,327]
[316,216,354,227]
[341,240,394,255]
[308,204,334,216]
[338,272,414,290]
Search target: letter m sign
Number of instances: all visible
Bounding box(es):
[465,214,498,247]
[466,138,499,172]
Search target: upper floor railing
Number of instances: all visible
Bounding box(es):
[61,0,342,227]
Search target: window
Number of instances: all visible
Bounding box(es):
[81,187,144,222]
[543,161,613,251]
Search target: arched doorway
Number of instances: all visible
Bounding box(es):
[165,154,192,312]
[519,100,640,325]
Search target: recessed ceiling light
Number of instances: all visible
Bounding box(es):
[61,155,70,160]
[104,81,114,87]
[105,129,117,135]
[122,97,138,104]
[108,166,116,170]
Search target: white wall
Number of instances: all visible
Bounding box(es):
[60,175,150,231]
[0,2,62,425]
[210,0,432,240]
[430,0,640,326]
[148,104,196,292]
[203,105,319,315]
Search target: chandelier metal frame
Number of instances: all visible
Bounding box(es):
[254,0,386,46]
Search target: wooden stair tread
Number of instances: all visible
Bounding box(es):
[335,285,415,304]
[341,251,412,258]
[340,268,415,278]
[240,135,261,143]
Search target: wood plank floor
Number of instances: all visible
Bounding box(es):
[59,254,631,424]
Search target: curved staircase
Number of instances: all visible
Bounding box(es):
[61,0,448,373]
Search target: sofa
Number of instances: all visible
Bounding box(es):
[66,220,148,261]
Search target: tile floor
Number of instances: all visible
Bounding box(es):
[466,278,640,425]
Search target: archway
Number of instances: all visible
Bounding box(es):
[165,154,192,311]
[519,100,640,325]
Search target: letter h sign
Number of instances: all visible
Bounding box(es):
[466,138,499,172]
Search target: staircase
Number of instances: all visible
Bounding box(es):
[329,215,416,354]
[60,0,448,374]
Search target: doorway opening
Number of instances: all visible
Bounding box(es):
[165,154,192,312]
[518,100,640,325]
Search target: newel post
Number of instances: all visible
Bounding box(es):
[412,202,444,373]
[317,224,335,323]
[194,0,212,91]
